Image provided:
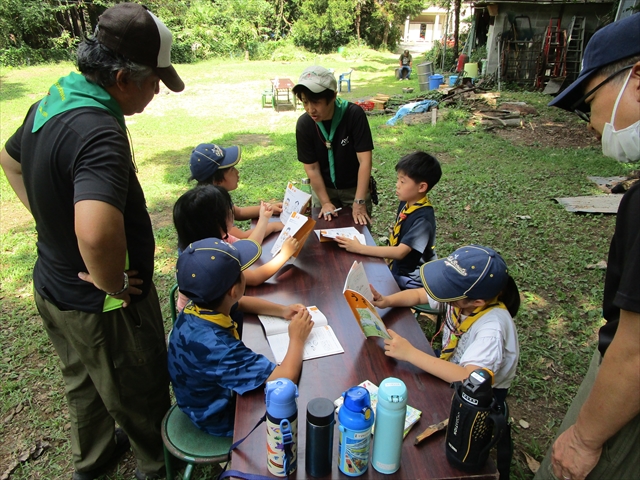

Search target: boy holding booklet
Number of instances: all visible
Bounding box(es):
[168,237,313,436]
[336,151,441,289]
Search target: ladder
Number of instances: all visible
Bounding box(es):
[536,17,566,89]
[564,16,586,82]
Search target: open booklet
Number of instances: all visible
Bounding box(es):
[343,261,391,340]
[315,227,366,245]
[334,380,422,438]
[280,182,312,225]
[258,306,344,365]
[270,211,316,259]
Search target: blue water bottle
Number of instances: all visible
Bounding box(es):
[371,377,408,474]
[337,386,374,476]
[265,378,298,477]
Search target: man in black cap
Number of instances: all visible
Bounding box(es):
[0,3,184,479]
[535,13,640,480]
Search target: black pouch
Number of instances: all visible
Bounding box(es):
[369,175,379,205]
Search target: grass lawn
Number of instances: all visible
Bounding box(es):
[0,49,634,479]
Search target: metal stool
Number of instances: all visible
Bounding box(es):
[161,404,233,480]
[261,89,273,108]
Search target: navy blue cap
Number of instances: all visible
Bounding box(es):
[189,143,241,182]
[420,245,509,302]
[176,237,261,305]
[549,13,640,111]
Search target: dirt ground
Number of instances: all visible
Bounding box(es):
[492,118,600,149]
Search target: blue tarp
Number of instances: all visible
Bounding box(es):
[386,99,439,126]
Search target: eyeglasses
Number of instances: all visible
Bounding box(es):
[571,65,633,123]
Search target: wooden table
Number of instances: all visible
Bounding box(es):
[233,208,498,479]
[271,77,297,112]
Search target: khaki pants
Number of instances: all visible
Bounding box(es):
[311,184,373,217]
[535,349,640,480]
[36,284,170,475]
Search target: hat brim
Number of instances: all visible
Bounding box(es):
[156,65,185,92]
[420,259,467,303]
[548,66,597,111]
[218,145,241,169]
[294,79,335,94]
[231,239,261,270]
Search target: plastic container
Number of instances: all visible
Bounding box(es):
[429,74,444,90]
[265,379,298,476]
[449,75,459,86]
[371,378,408,474]
[337,386,374,476]
[463,62,479,79]
[305,398,335,477]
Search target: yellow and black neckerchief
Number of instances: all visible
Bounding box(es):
[388,195,432,268]
[183,303,239,340]
[440,298,507,361]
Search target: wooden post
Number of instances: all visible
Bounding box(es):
[431,108,438,125]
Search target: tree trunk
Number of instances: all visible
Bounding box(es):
[355,5,361,41]
[453,0,461,60]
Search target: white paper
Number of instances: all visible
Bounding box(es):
[270,211,308,257]
[258,306,328,336]
[315,227,366,245]
[281,182,312,225]
[343,261,374,302]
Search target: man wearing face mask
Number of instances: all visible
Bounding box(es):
[534,13,640,480]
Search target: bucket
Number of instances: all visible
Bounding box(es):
[463,62,478,79]
[418,74,430,91]
[429,74,444,90]
[417,62,434,77]
[449,75,459,86]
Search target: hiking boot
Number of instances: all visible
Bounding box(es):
[71,428,130,480]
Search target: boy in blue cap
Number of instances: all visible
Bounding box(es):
[336,151,441,289]
[189,143,284,239]
[167,237,313,436]
[536,13,640,480]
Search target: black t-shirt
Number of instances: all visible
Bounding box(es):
[296,102,374,190]
[599,180,640,356]
[390,202,437,283]
[5,102,155,312]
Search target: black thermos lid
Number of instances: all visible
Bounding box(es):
[306,398,335,427]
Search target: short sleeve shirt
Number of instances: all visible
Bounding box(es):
[390,202,437,284]
[296,102,374,190]
[599,180,640,355]
[167,305,275,436]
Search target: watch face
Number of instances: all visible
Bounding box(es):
[354,199,365,204]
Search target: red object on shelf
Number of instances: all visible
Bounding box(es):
[355,101,374,111]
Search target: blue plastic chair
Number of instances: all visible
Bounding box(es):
[338,69,353,93]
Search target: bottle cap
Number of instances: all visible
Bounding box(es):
[343,386,371,415]
[307,398,335,427]
[377,377,407,411]
[302,178,311,185]
[265,378,298,418]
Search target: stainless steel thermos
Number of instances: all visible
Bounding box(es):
[305,397,335,477]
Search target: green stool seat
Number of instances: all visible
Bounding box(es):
[161,404,232,480]
[261,89,273,108]
[413,303,444,332]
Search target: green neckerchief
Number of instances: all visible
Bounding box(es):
[315,97,349,187]
[183,303,240,340]
[32,72,125,133]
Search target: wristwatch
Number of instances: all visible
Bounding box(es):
[104,272,129,296]
[353,199,366,205]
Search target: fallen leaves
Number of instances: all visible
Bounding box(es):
[522,450,540,473]
[1,439,50,480]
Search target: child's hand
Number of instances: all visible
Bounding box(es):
[268,201,283,215]
[370,285,389,308]
[288,307,313,344]
[281,237,299,258]
[282,303,306,320]
[383,329,413,362]
[335,235,363,253]
[267,221,284,235]
[259,201,274,220]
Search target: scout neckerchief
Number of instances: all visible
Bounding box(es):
[314,97,349,187]
[183,303,240,340]
[440,298,507,361]
[388,195,432,269]
[32,72,125,133]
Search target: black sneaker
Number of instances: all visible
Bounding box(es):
[71,428,130,480]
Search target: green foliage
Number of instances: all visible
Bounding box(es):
[0,46,75,67]
[423,40,456,72]
[290,0,355,53]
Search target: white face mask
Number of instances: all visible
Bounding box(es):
[601,70,640,163]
